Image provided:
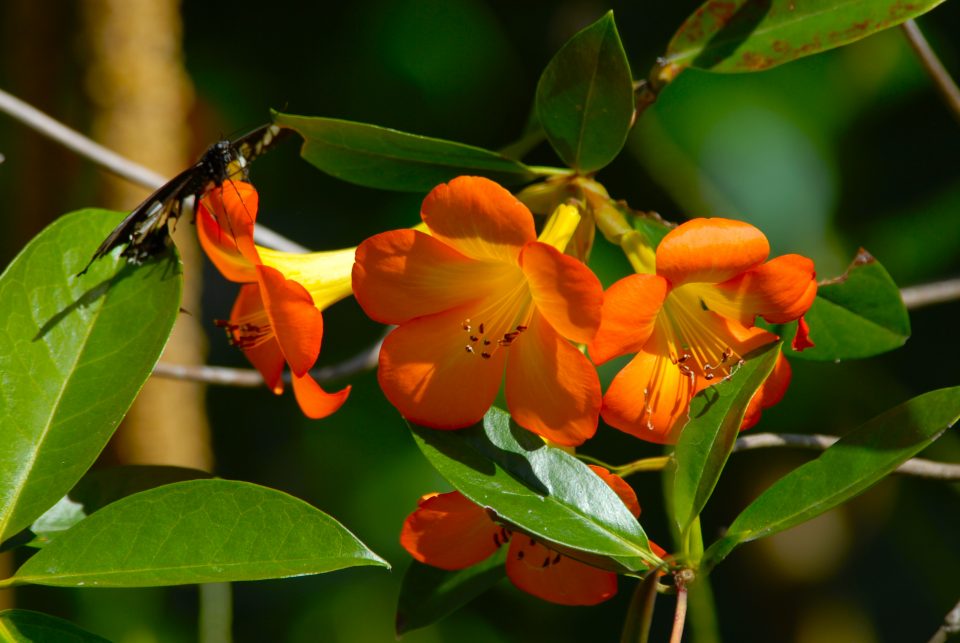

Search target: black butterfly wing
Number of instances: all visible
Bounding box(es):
[230,124,290,172]
[77,163,200,276]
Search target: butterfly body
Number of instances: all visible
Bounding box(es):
[78,123,286,276]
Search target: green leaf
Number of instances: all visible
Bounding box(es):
[0,210,182,543]
[274,112,543,192]
[672,343,780,538]
[659,0,948,81]
[409,408,660,573]
[787,249,910,361]
[8,479,387,587]
[30,465,212,546]
[703,386,960,569]
[396,548,506,636]
[536,11,634,172]
[0,610,110,643]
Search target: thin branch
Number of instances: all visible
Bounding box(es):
[669,578,689,643]
[0,86,307,253]
[733,433,960,481]
[927,597,960,643]
[901,278,960,310]
[901,20,960,125]
[152,336,384,386]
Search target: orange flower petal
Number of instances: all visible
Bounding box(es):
[705,254,817,326]
[520,242,603,344]
[421,176,536,263]
[230,284,285,393]
[740,352,791,430]
[400,491,501,570]
[198,181,261,281]
[589,274,668,365]
[601,334,695,444]
[290,372,351,420]
[587,466,640,518]
[504,313,600,446]
[378,305,507,428]
[352,229,494,325]
[256,265,322,377]
[792,316,815,351]
[505,538,617,606]
[656,218,769,286]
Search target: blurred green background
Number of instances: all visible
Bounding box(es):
[1,1,959,641]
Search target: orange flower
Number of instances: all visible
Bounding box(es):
[197,181,351,419]
[400,466,662,606]
[352,176,603,446]
[590,218,816,444]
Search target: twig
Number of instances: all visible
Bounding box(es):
[927,597,960,643]
[669,576,689,643]
[733,433,960,480]
[152,336,384,386]
[0,86,307,253]
[901,20,960,125]
[901,278,960,310]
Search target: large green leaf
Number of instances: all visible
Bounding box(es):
[703,386,960,569]
[396,549,506,636]
[274,112,542,192]
[0,610,109,643]
[0,210,182,543]
[672,343,781,538]
[658,0,947,81]
[30,465,212,547]
[409,409,660,573]
[787,250,910,361]
[536,11,634,172]
[7,479,387,588]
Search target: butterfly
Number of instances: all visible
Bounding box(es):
[77,123,289,276]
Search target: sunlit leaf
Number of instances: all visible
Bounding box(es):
[659,0,947,81]
[0,210,181,543]
[9,479,387,587]
[536,11,634,172]
[30,465,212,546]
[672,344,780,537]
[703,386,960,569]
[274,112,542,192]
[409,408,660,573]
[786,249,910,361]
[395,549,506,636]
[0,609,110,642]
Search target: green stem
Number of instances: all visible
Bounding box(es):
[527,165,574,177]
[615,456,672,478]
[687,577,722,643]
[574,453,618,469]
[199,582,233,643]
[620,572,661,643]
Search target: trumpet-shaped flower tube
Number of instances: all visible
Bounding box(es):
[590,218,816,444]
[400,466,662,606]
[197,181,351,419]
[352,176,604,446]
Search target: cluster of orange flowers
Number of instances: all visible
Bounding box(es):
[198,175,817,605]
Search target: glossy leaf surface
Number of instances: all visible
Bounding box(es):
[0,210,181,543]
[396,549,506,635]
[672,344,781,536]
[0,610,109,643]
[787,250,910,361]
[30,466,212,546]
[274,112,540,192]
[536,11,634,172]
[10,479,387,587]
[703,386,960,569]
[409,409,660,573]
[659,0,947,81]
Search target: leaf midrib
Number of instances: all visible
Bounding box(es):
[0,249,114,540]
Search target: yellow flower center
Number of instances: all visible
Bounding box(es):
[658,283,745,384]
[460,267,534,360]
